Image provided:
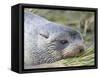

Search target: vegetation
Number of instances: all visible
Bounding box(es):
[59,45,94,66]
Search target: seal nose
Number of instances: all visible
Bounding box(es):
[79,47,85,53]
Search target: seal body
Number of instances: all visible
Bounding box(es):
[24,12,85,67]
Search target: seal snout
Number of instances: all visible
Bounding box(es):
[62,43,85,58]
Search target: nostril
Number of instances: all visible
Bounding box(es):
[79,48,84,53]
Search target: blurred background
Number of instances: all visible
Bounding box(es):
[25,8,95,66]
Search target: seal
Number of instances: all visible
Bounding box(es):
[24,12,85,68]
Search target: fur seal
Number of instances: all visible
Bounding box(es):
[24,12,85,68]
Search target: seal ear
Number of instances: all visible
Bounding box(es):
[39,31,49,39]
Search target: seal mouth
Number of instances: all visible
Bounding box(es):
[62,51,79,58]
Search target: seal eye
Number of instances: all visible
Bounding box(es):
[60,40,68,44]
